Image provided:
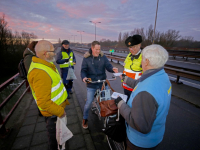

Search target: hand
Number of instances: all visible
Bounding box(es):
[59,111,66,118]
[83,77,88,83]
[65,56,71,63]
[73,62,76,65]
[113,67,118,73]
[115,96,123,106]
[121,74,126,82]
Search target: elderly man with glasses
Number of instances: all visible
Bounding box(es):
[27,40,70,150]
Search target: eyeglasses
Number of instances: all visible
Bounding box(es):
[44,51,56,55]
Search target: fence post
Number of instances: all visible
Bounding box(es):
[0,113,7,138]
[175,75,183,84]
[26,80,30,92]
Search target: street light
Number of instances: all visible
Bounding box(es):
[89,21,101,41]
[152,0,159,44]
[77,31,84,46]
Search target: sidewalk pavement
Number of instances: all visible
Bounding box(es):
[11,88,95,150]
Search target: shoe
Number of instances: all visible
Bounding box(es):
[67,95,71,99]
[82,119,88,129]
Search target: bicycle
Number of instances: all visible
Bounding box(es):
[86,76,125,150]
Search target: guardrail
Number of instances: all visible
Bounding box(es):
[73,48,200,83]
[0,73,30,138]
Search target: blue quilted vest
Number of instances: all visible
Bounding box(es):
[127,69,172,148]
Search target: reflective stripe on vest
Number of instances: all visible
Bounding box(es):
[28,62,68,111]
[123,53,142,91]
[60,51,73,68]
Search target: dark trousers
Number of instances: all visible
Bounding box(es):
[45,116,57,150]
[126,138,158,150]
[65,80,73,93]
[124,88,132,103]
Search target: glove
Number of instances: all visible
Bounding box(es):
[121,74,126,82]
[115,96,123,106]
[65,56,71,63]
[65,58,70,62]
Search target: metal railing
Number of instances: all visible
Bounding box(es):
[0,73,30,138]
[73,48,200,83]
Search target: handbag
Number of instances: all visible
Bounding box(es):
[99,100,118,117]
[98,80,118,117]
[103,112,126,143]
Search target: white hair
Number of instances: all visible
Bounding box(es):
[142,44,168,68]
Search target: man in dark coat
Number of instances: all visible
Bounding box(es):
[81,41,118,129]
[56,40,76,99]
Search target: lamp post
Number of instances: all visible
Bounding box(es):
[77,31,84,46]
[89,21,101,41]
[152,0,159,44]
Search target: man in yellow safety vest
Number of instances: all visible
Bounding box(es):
[122,35,143,101]
[27,40,70,150]
[56,40,76,99]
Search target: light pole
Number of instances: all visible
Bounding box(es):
[77,31,84,46]
[153,0,159,44]
[89,21,101,41]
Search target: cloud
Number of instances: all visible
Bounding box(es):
[57,1,107,19]
[121,0,128,4]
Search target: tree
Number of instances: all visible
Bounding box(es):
[0,13,38,77]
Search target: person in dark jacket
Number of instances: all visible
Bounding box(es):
[81,41,118,129]
[23,41,38,72]
[115,44,171,149]
[56,40,76,99]
[23,41,42,117]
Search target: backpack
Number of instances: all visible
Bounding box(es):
[18,59,27,79]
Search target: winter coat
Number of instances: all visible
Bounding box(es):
[81,48,114,88]
[23,48,35,73]
[28,56,70,117]
[56,47,76,84]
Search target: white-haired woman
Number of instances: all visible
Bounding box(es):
[116,44,172,150]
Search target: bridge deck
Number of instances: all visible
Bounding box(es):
[0,50,200,150]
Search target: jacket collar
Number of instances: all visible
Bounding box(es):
[32,56,56,71]
[61,46,71,52]
[139,67,163,82]
[84,48,104,58]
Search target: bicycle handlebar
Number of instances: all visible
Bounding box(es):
[86,76,116,83]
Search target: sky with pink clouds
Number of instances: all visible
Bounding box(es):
[0,0,200,43]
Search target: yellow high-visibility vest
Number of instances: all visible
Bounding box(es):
[123,52,143,91]
[60,52,73,68]
[28,61,68,111]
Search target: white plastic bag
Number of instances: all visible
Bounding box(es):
[56,116,73,150]
[66,67,77,80]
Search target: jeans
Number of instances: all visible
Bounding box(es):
[83,86,108,119]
